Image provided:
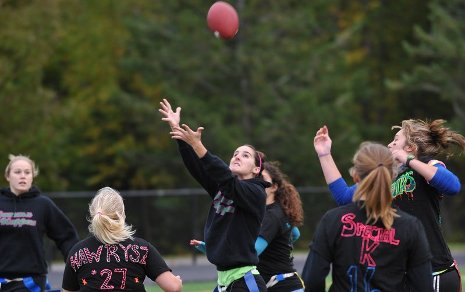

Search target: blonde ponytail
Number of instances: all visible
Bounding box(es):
[88,187,135,244]
[352,142,398,229]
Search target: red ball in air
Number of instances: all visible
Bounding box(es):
[207,1,239,40]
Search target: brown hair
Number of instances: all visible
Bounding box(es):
[263,161,304,226]
[352,142,398,229]
[392,119,465,159]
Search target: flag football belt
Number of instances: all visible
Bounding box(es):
[214,271,260,292]
[0,277,41,292]
[265,272,296,288]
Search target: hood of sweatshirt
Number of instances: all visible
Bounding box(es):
[246,177,272,189]
[0,186,41,199]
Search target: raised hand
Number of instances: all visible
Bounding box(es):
[170,124,204,147]
[189,239,204,247]
[190,239,206,254]
[390,149,408,164]
[314,125,332,157]
[171,124,208,158]
[159,98,181,129]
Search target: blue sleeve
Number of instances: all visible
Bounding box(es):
[291,226,300,243]
[429,165,461,196]
[255,236,268,256]
[328,178,356,205]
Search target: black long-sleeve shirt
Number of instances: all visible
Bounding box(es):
[177,140,269,270]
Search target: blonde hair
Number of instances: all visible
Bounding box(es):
[392,119,465,158]
[4,154,39,178]
[88,187,135,244]
[352,142,398,229]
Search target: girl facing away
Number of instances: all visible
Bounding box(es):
[303,142,433,291]
[62,187,182,292]
[313,119,464,291]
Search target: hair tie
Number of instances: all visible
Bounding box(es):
[97,211,103,216]
[377,163,384,167]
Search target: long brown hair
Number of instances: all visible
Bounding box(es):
[352,142,398,229]
[392,119,465,159]
[263,161,304,226]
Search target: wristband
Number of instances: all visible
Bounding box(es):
[406,154,415,167]
[318,153,331,158]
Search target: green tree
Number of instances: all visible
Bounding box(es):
[392,0,465,127]
[389,0,465,240]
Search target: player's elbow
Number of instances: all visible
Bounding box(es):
[159,281,182,292]
[156,272,183,292]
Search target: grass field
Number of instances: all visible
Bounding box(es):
[147,281,214,292]
[147,270,465,292]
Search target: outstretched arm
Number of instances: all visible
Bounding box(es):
[314,126,343,184]
[314,126,354,205]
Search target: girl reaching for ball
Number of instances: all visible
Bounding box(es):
[159,99,270,292]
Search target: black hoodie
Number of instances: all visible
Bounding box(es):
[0,186,79,278]
[177,140,270,271]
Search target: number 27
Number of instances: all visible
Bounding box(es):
[100,268,127,290]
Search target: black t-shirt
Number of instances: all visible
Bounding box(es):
[311,203,431,291]
[62,236,171,292]
[258,203,303,291]
[258,203,295,278]
[392,167,454,271]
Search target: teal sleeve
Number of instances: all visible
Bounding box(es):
[255,236,269,256]
[194,241,206,254]
[291,226,300,243]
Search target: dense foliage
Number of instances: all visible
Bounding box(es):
[1,0,464,254]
